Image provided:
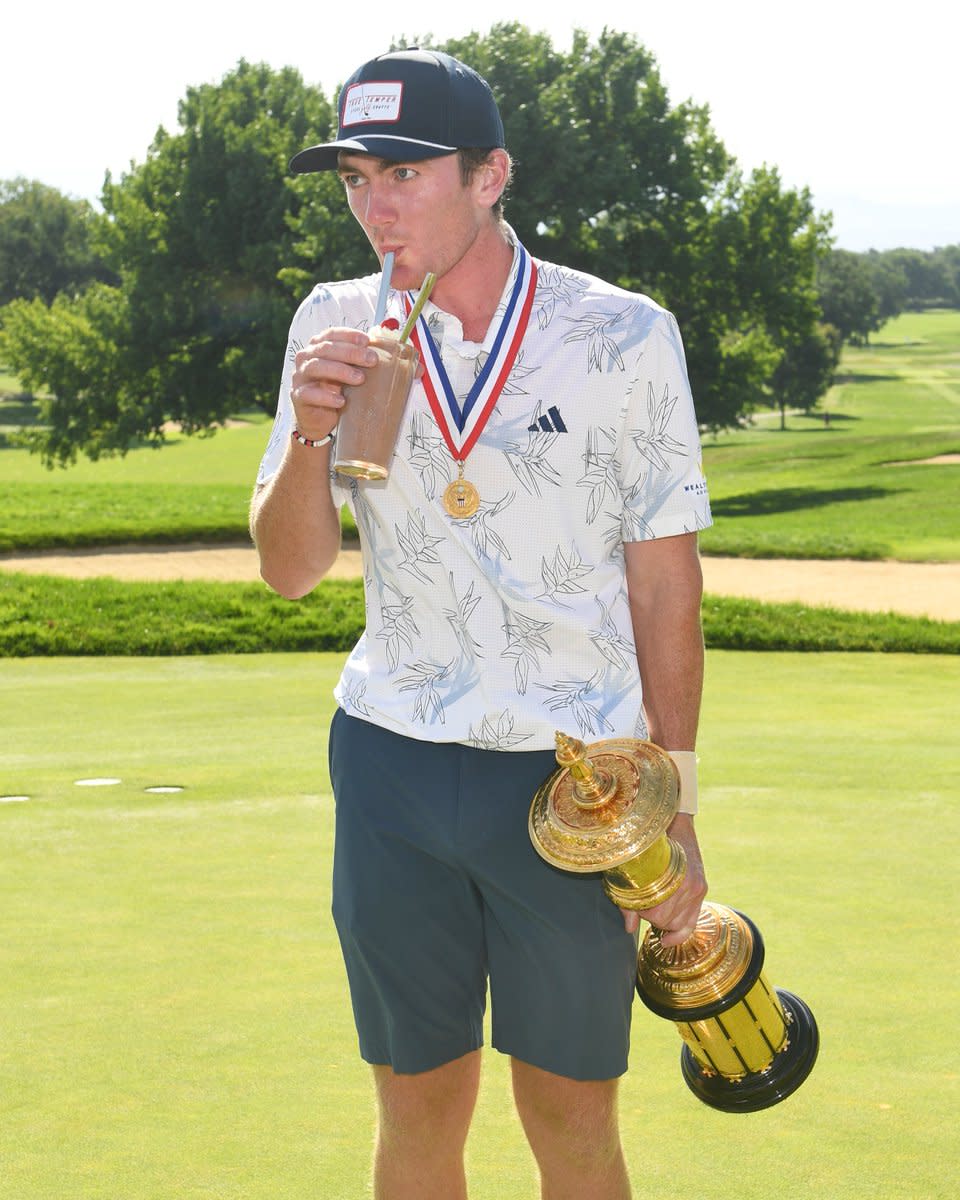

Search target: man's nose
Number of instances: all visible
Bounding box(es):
[362,183,394,227]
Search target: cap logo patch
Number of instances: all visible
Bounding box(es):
[342,81,403,127]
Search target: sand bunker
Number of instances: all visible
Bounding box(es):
[1,543,957,622]
[884,454,960,467]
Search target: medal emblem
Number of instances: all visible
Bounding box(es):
[443,475,481,519]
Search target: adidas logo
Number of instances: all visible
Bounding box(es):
[528,406,567,434]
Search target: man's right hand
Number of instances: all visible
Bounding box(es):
[290,327,378,441]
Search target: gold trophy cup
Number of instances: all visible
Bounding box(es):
[529,732,819,1112]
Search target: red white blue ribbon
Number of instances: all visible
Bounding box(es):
[403,244,538,463]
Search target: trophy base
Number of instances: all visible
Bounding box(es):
[679,989,819,1113]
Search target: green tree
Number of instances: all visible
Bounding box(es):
[0,178,113,306]
[96,60,337,425]
[438,26,731,282]
[817,249,882,344]
[934,245,960,307]
[1,61,338,464]
[681,166,830,428]
[884,248,952,309]
[770,322,842,429]
[1,284,134,462]
[864,251,908,324]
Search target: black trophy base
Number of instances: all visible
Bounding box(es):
[680,989,820,1113]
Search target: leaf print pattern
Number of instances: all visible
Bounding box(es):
[425,310,445,353]
[577,426,620,524]
[286,335,305,367]
[620,506,656,543]
[632,382,688,470]
[397,659,454,725]
[462,492,515,561]
[396,509,445,583]
[377,584,421,672]
[443,573,484,659]
[496,349,539,397]
[539,545,591,606]
[502,609,553,695]
[406,412,449,501]
[538,673,615,738]
[340,676,372,716]
[504,425,563,495]
[561,308,633,373]
[589,599,636,670]
[534,264,589,330]
[468,711,534,750]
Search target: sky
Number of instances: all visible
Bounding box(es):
[4,0,957,252]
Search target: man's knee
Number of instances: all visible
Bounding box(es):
[511,1060,622,1151]
[374,1050,482,1148]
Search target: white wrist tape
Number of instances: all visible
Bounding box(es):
[667,750,699,815]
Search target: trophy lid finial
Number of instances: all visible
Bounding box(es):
[553,731,616,808]
[555,731,586,765]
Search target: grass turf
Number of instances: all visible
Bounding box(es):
[1,651,957,1199]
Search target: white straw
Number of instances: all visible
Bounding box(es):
[373,252,395,325]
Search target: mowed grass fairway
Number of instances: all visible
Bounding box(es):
[0,416,275,553]
[2,652,957,1199]
[699,309,960,561]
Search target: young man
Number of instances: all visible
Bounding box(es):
[251,48,711,1200]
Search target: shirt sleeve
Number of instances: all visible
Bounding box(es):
[618,309,712,542]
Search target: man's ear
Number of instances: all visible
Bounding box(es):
[475,149,512,210]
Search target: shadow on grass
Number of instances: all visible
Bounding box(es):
[866,340,929,350]
[711,485,899,518]
[796,411,859,424]
[770,412,861,431]
[0,396,40,426]
[833,372,900,384]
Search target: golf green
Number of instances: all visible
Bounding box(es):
[1,651,957,1198]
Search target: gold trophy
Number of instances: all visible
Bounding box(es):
[529,732,819,1112]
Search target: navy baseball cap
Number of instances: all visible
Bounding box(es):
[289,48,505,174]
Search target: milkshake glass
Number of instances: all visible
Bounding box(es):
[334,328,419,480]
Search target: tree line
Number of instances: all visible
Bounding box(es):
[0,24,955,465]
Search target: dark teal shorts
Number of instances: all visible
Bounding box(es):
[328,709,638,1080]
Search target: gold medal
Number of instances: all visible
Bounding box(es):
[443,466,480,519]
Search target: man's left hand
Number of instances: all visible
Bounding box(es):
[620,813,707,944]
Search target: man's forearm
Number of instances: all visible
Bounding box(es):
[624,535,705,751]
[634,608,704,750]
[250,440,343,599]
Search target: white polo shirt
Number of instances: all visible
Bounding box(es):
[258,238,712,750]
